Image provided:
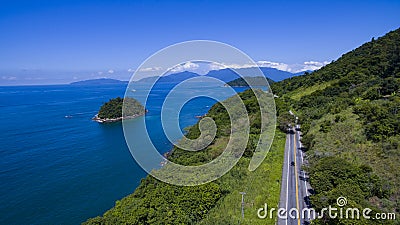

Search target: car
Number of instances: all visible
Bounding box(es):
[290,161,295,166]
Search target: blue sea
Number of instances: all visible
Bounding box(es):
[0,83,247,225]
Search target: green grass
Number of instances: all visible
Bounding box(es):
[286,80,337,101]
[84,131,287,225]
[302,108,400,219]
[197,131,286,225]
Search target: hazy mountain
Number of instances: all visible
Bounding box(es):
[135,71,199,83]
[70,78,128,85]
[206,67,295,82]
[136,67,299,83]
[292,70,313,76]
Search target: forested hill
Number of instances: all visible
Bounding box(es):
[226,76,275,87]
[272,28,399,224]
[272,28,400,96]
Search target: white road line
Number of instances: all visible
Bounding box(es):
[285,132,290,225]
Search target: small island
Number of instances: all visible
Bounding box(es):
[93,97,146,123]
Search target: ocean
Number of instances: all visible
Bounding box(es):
[0,83,247,224]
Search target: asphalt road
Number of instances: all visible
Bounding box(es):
[278,125,311,225]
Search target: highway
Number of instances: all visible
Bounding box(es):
[277,124,311,225]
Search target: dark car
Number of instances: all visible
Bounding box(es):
[290,161,295,166]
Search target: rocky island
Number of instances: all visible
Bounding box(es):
[93,97,146,123]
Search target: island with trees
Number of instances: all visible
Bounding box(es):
[226,76,274,87]
[93,97,146,123]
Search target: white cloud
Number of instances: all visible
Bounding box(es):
[139,66,163,72]
[208,61,290,72]
[168,62,199,73]
[208,62,258,70]
[207,60,330,73]
[128,68,135,72]
[208,63,228,70]
[108,69,114,74]
[256,61,291,72]
[298,61,330,72]
[133,59,330,80]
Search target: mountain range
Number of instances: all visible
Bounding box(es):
[70,67,312,85]
[135,67,309,84]
[70,78,128,85]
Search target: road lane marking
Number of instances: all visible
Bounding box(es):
[285,133,290,225]
[293,131,301,225]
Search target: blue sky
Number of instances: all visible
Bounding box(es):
[0,0,399,85]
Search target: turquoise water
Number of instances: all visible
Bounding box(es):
[0,83,247,224]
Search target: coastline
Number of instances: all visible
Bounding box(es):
[92,110,148,123]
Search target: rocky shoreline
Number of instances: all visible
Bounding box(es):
[92,110,148,123]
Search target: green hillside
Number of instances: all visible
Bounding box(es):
[85,28,399,225]
[272,28,400,224]
[85,89,285,225]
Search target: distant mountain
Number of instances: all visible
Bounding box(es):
[206,67,295,82]
[292,70,313,76]
[135,76,159,83]
[136,67,299,84]
[135,71,199,83]
[158,71,199,82]
[70,78,128,85]
[261,67,297,81]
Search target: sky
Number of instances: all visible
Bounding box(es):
[0,0,399,85]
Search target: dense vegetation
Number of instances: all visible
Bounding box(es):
[226,76,274,87]
[86,28,399,225]
[272,28,400,224]
[97,97,145,119]
[85,89,285,224]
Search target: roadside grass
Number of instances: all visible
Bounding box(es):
[198,131,286,225]
[287,80,337,101]
[303,108,400,216]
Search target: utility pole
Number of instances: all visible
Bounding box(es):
[239,192,246,219]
